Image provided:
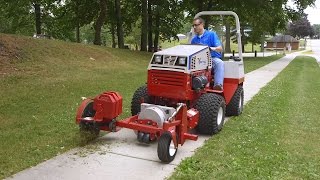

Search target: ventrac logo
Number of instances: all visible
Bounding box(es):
[198,58,207,65]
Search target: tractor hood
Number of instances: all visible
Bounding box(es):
[153,45,208,57]
[148,44,212,73]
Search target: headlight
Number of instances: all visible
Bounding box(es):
[178,57,187,66]
[154,55,162,63]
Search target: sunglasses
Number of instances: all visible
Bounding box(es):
[192,23,201,27]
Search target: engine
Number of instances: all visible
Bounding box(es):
[192,75,208,90]
[138,103,176,127]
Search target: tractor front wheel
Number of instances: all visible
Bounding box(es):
[157,132,177,163]
[195,93,226,135]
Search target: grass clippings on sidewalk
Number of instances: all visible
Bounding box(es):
[170,56,320,179]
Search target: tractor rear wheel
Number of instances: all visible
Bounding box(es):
[79,100,100,138]
[157,132,177,163]
[131,85,150,116]
[195,93,226,135]
[226,86,244,116]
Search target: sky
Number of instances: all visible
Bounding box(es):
[304,0,320,24]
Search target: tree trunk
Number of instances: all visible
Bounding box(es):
[140,0,148,51]
[110,22,117,48]
[204,0,213,29]
[153,6,160,52]
[93,0,107,45]
[241,27,245,53]
[75,0,80,43]
[34,3,41,35]
[147,0,153,52]
[225,22,231,53]
[76,23,80,43]
[260,32,265,52]
[111,22,116,48]
[115,0,124,48]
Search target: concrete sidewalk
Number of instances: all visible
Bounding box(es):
[7,52,302,180]
[224,51,278,58]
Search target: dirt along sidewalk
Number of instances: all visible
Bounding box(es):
[7,52,303,180]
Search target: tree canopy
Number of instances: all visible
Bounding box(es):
[0,0,317,51]
[287,14,314,38]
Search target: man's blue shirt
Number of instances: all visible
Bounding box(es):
[191,30,222,59]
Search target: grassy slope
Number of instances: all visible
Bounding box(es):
[170,56,320,179]
[0,34,151,178]
[0,33,282,179]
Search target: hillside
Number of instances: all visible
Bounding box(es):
[0,33,152,178]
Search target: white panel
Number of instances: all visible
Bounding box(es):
[224,61,244,79]
[153,45,208,56]
[148,45,212,74]
[191,49,212,71]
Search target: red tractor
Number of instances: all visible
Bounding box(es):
[76,11,244,163]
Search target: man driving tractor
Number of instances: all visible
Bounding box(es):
[191,17,224,91]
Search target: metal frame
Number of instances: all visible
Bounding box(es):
[188,11,243,61]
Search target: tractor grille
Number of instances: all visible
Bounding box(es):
[206,51,212,67]
[190,57,196,69]
[149,70,185,87]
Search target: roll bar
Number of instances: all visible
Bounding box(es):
[188,11,243,61]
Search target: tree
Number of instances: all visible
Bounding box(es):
[312,24,320,39]
[65,0,98,42]
[31,0,57,35]
[182,0,316,52]
[153,3,160,51]
[140,0,148,51]
[33,2,41,35]
[115,0,124,48]
[1,0,317,52]
[147,0,153,52]
[93,0,107,45]
[156,0,185,42]
[0,0,34,35]
[287,14,314,38]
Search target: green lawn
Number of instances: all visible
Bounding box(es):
[0,33,282,179]
[170,56,320,179]
[242,55,284,73]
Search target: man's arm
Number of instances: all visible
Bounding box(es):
[210,46,223,52]
[210,31,223,52]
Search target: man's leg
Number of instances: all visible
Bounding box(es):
[212,57,224,87]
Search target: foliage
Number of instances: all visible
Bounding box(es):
[156,0,186,41]
[287,14,314,38]
[0,0,317,49]
[312,24,320,39]
[0,0,34,35]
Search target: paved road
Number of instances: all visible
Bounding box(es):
[7,49,313,180]
[309,39,320,64]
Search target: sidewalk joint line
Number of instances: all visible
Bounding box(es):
[105,151,178,166]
